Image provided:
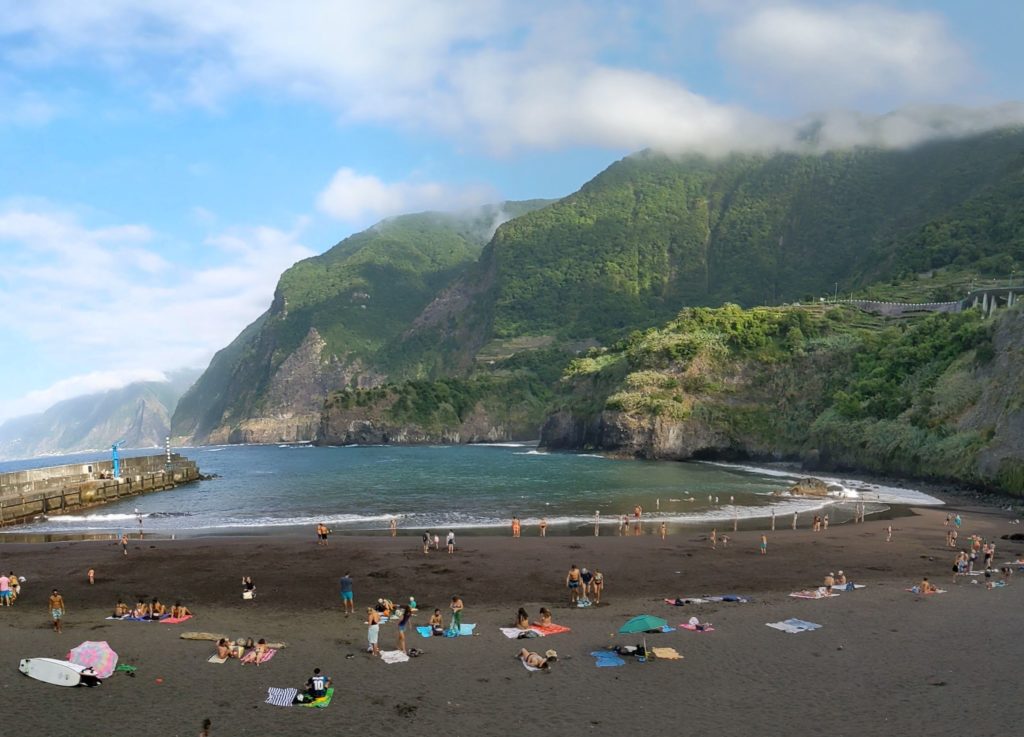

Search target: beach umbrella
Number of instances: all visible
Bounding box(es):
[67,641,118,679]
[619,614,668,634]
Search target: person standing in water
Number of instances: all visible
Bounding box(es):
[539,517,547,537]
[390,518,397,537]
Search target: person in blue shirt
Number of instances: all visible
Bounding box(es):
[339,573,354,615]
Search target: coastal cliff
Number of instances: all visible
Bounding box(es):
[541,304,1024,496]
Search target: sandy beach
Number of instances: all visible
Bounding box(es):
[1,505,1022,737]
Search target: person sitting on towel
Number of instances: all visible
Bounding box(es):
[535,607,553,627]
[113,598,130,617]
[919,577,937,594]
[132,599,149,618]
[515,607,531,630]
[518,648,555,670]
[836,571,848,587]
[149,598,166,619]
[170,601,192,618]
[429,608,444,636]
[304,668,331,700]
[216,638,238,660]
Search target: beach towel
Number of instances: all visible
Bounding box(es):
[521,659,544,672]
[181,632,227,642]
[380,650,410,664]
[159,615,193,624]
[265,687,297,707]
[766,618,822,634]
[208,655,227,664]
[416,626,435,639]
[500,627,534,639]
[531,623,571,636]
[987,580,1008,589]
[445,623,476,637]
[240,648,277,665]
[300,687,334,709]
[665,595,749,605]
[906,587,947,595]
[679,623,714,633]
[106,615,164,621]
[650,647,683,660]
[789,590,840,599]
[590,651,625,667]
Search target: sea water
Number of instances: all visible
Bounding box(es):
[0,443,942,536]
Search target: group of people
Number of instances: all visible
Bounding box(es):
[811,514,830,532]
[112,597,192,619]
[514,606,554,630]
[0,570,22,605]
[421,530,456,554]
[215,636,269,662]
[565,564,603,606]
[315,523,332,547]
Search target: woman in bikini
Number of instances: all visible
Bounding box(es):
[113,599,130,618]
[150,598,167,620]
[591,570,604,604]
[535,607,553,627]
[518,648,557,669]
[515,607,530,630]
[171,601,193,618]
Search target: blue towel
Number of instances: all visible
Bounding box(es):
[445,623,476,637]
[590,651,625,667]
[660,625,675,633]
[416,626,434,638]
[783,618,822,631]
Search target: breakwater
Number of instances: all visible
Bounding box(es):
[0,453,200,526]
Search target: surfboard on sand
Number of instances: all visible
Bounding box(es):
[19,658,86,687]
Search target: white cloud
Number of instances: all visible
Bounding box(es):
[0,1,1014,154]
[2,369,170,421]
[0,203,315,421]
[316,168,496,222]
[723,4,971,106]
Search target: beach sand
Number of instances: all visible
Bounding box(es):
[1,506,1022,736]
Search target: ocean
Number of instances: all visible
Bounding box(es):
[0,443,943,537]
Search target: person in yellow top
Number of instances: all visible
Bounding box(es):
[49,589,66,633]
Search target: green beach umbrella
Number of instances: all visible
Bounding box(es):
[619,614,668,634]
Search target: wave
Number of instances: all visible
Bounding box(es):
[700,461,944,506]
[513,450,549,455]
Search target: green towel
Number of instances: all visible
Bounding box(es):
[115,664,138,673]
[301,687,335,709]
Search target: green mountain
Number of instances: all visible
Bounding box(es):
[176,129,1024,486]
[171,202,552,444]
[0,369,200,461]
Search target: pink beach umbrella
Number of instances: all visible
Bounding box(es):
[67,640,119,679]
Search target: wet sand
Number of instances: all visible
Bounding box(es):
[1,507,1022,736]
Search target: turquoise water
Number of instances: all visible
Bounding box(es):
[2,443,942,536]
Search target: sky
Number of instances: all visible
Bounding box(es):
[0,0,1022,422]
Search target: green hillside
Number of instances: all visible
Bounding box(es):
[476,129,1024,340]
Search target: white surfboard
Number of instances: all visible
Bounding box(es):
[19,658,85,687]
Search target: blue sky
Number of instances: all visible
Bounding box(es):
[0,0,1022,421]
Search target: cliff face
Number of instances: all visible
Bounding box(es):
[541,305,1024,496]
[318,401,517,446]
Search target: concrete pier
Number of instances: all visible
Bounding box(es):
[0,453,200,527]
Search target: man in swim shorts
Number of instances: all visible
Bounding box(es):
[339,572,354,615]
[566,564,582,604]
[49,589,65,633]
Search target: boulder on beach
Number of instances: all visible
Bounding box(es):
[777,477,830,497]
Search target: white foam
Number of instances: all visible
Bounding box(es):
[701,462,944,507]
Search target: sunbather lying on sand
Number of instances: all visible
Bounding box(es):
[518,648,556,670]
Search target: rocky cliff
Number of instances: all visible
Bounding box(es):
[541,304,1024,496]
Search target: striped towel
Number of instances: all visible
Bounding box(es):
[265,687,297,707]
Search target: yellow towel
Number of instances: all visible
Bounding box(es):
[651,647,683,660]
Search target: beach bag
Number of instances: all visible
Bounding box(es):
[242,590,254,600]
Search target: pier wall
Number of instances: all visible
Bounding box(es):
[0,454,200,526]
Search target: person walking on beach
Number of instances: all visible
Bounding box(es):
[49,589,65,633]
[710,528,717,550]
[339,573,354,615]
[823,514,829,531]
[886,524,893,543]
[660,521,667,540]
[87,568,95,585]
[366,607,380,656]
[390,518,397,537]
[121,533,129,556]
[511,517,521,538]
[591,569,604,604]
[199,718,212,737]
[0,573,10,607]
[539,517,547,537]
[449,595,464,635]
[792,512,798,530]
[760,534,768,555]
[446,529,455,555]
[422,530,431,555]
[566,564,582,605]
